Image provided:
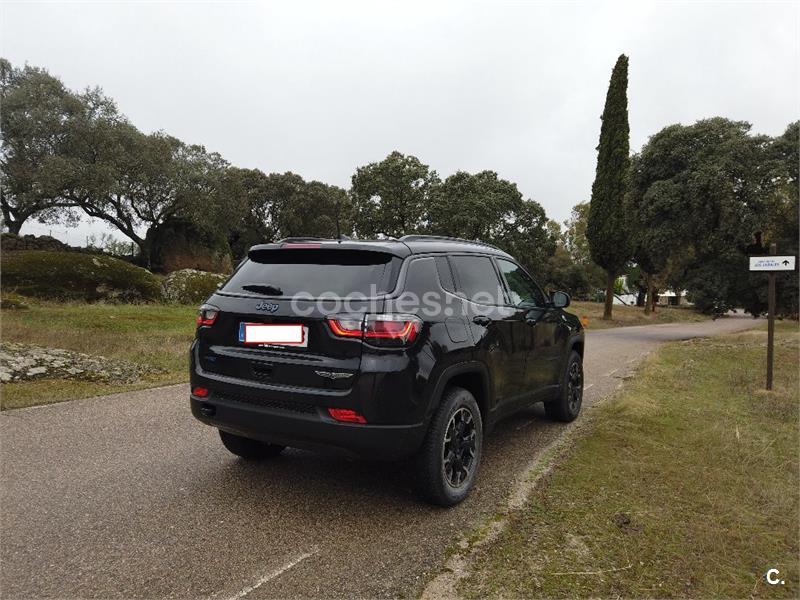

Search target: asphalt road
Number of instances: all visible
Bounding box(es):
[1,316,759,599]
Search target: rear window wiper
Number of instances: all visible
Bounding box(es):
[242,283,283,296]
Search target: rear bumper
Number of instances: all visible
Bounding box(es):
[190,395,427,459]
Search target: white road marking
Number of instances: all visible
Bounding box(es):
[222,549,317,600]
[584,384,594,391]
[604,369,619,377]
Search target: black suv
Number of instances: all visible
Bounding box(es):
[190,235,584,505]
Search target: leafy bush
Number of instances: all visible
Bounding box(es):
[161,269,227,304]
[1,251,161,302]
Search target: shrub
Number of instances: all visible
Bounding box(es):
[161,269,227,304]
[1,250,161,302]
[0,292,30,310]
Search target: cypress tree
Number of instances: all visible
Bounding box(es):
[587,54,633,320]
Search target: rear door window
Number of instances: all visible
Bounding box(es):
[222,249,399,298]
[450,255,505,305]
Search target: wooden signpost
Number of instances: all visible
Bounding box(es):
[749,245,797,390]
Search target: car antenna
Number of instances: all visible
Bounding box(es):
[334,203,351,241]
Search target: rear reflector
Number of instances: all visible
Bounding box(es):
[328,407,367,424]
[192,386,209,398]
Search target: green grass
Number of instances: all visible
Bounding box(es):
[461,322,799,598]
[568,300,709,329]
[1,300,196,409]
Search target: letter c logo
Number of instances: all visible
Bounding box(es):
[766,569,783,585]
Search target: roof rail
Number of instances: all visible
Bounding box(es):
[399,234,502,252]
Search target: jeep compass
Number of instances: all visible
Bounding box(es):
[190,235,585,506]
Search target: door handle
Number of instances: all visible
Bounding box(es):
[472,315,492,327]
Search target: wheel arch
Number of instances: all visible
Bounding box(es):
[569,335,585,359]
[428,361,492,430]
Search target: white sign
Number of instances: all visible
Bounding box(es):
[749,256,796,272]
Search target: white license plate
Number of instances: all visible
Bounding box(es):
[239,323,308,347]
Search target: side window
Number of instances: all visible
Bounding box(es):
[450,255,504,305]
[496,259,545,307]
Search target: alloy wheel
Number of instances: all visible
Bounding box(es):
[442,407,477,488]
[567,360,583,413]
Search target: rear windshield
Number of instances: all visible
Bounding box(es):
[222,249,399,298]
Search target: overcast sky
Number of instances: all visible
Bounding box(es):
[2,0,798,244]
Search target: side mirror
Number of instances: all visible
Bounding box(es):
[551,290,571,308]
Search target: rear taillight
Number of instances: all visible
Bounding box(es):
[364,314,422,345]
[196,304,219,326]
[327,314,422,347]
[328,407,367,424]
[327,316,364,338]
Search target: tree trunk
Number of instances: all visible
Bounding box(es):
[5,219,23,235]
[603,271,615,320]
[636,288,646,307]
[643,274,652,315]
[647,285,656,314]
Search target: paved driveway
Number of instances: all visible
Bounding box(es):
[0,316,759,599]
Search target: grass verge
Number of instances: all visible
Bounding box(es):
[461,322,799,598]
[568,300,708,329]
[1,301,195,409]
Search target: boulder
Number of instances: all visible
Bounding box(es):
[161,269,228,304]
[1,250,162,302]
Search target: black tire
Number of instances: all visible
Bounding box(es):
[416,386,483,507]
[219,430,285,459]
[544,350,583,422]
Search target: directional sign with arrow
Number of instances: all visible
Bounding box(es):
[749,255,796,272]
[750,248,796,390]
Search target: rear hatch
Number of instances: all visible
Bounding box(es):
[196,246,401,391]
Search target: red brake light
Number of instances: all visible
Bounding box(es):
[192,386,209,398]
[196,305,219,326]
[328,407,367,424]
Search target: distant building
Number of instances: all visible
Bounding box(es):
[658,290,691,306]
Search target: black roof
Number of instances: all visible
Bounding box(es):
[248,235,512,260]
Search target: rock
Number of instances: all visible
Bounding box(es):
[0,342,164,384]
[161,269,228,304]
[1,251,161,302]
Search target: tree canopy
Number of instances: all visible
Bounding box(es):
[628,118,799,315]
[0,60,85,233]
[426,169,555,279]
[350,151,439,238]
